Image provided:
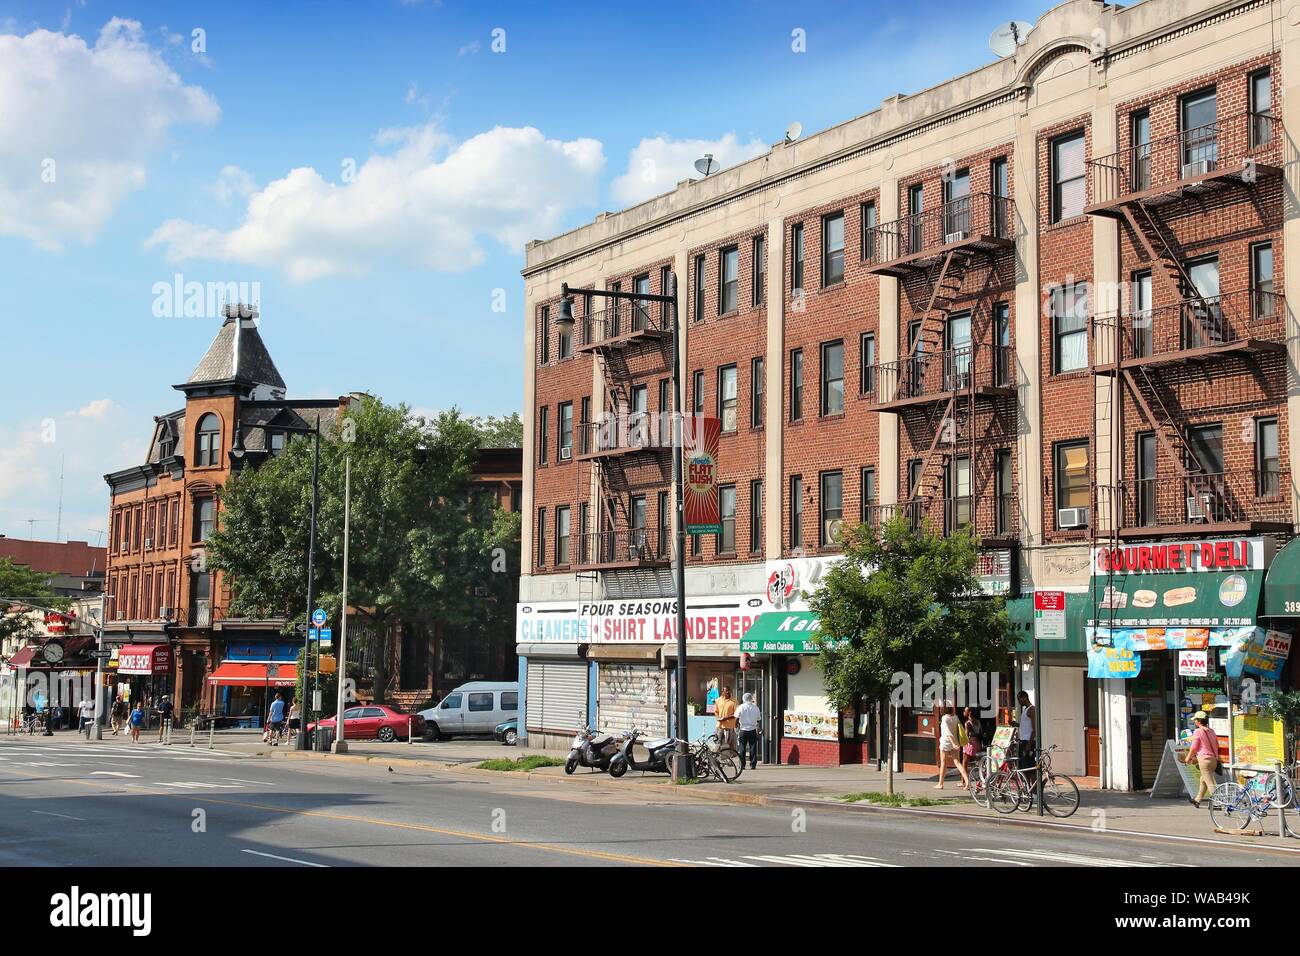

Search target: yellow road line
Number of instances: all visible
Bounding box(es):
[0,764,685,867]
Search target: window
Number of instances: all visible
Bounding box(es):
[718,485,736,553]
[946,312,971,387]
[658,492,670,558]
[558,317,572,360]
[1183,256,1221,348]
[860,201,877,261]
[942,168,970,239]
[719,247,739,314]
[1136,432,1156,526]
[579,503,589,564]
[658,380,671,446]
[859,332,876,395]
[536,508,546,566]
[991,157,1009,236]
[558,402,573,459]
[195,413,221,467]
[608,281,622,335]
[1130,110,1151,191]
[631,495,648,555]
[1188,424,1224,474]
[168,499,178,547]
[789,476,803,550]
[820,472,843,547]
[194,497,215,543]
[993,303,1011,386]
[189,570,209,626]
[631,385,648,446]
[633,274,651,331]
[947,456,971,530]
[860,468,876,524]
[501,692,518,710]
[540,305,550,365]
[907,184,924,253]
[1257,418,1280,496]
[751,357,764,428]
[1051,131,1086,223]
[1131,271,1153,358]
[994,450,1013,536]
[439,695,462,711]
[1054,442,1090,526]
[791,223,804,290]
[145,503,156,550]
[157,498,168,545]
[1251,70,1273,147]
[750,480,763,554]
[1181,88,1218,167]
[822,212,845,285]
[538,408,549,465]
[820,340,844,415]
[660,266,672,323]
[580,397,591,454]
[790,349,804,421]
[693,370,705,415]
[1252,243,1275,318]
[134,506,142,550]
[1051,282,1088,373]
[907,320,925,395]
[556,506,571,565]
[693,254,706,321]
[718,365,738,432]
[753,236,765,305]
[468,692,493,712]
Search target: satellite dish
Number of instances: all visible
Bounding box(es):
[784,121,803,145]
[694,153,718,176]
[989,19,1032,58]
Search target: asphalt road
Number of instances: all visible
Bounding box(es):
[1,735,1296,868]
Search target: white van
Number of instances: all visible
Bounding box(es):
[417,682,519,740]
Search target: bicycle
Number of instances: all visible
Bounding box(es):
[685,735,740,784]
[1210,768,1297,831]
[974,744,1080,818]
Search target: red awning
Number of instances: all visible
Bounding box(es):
[208,662,297,687]
[5,646,37,668]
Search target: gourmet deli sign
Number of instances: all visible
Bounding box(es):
[1093,537,1270,574]
[517,596,765,644]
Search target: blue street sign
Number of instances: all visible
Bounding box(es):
[319,628,333,646]
[312,608,327,627]
[309,628,318,641]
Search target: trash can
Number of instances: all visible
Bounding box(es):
[314,727,334,751]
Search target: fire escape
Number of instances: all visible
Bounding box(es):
[572,294,673,574]
[864,190,1017,543]
[1086,108,1289,539]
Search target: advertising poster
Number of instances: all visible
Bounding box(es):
[783,710,838,741]
[1232,713,1285,768]
[682,416,721,534]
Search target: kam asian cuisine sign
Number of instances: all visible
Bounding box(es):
[683,416,721,534]
[516,595,765,644]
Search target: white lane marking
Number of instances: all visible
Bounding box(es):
[933,848,1033,866]
[669,857,757,867]
[17,761,78,767]
[152,781,243,790]
[32,810,86,821]
[220,778,275,786]
[964,847,1182,868]
[241,849,328,867]
[89,771,140,778]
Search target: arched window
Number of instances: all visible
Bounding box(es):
[195,413,221,467]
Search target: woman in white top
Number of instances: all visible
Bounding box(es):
[935,700,969,789]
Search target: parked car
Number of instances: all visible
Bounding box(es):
[417,682,518,740]
[494,718,518,746]
[308,705,424,742]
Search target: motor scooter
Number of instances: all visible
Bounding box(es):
[608,727,679,778]
[564,724,619,774]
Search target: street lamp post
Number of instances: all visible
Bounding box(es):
[90,592,111,740]
[554,278,693,778]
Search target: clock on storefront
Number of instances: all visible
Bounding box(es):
[41,640,66,665]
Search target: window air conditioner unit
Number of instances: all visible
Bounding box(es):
[559,447,572,461]
[144,537,152,549]
[945,231,970,244]
[1182,159,1215,178]
[1057,507,1088,529]
[159,606,173,619]
[1186,495,1210,522]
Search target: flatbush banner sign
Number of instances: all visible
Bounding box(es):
[682,416,720,534]
[516,595,765,645]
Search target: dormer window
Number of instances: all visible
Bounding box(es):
[195,413,221,467]
[270,432,286,456]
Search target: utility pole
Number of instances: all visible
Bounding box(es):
[333,456,351,753]
[298,419,321,750]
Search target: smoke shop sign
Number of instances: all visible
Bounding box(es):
[516,596,765,644]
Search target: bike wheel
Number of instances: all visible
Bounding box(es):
[719,749,742,781]
[1209,782,1251,830]
[969,772,991,809]
[990,772,1023,814]
[715,751,741,784]
[1014,771,1036,811]
[1042,772,1080,818]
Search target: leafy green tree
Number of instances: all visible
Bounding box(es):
[207,395,519,704]
[467,412,523,448]
[808,516,1015,793]
[0,558,67,646]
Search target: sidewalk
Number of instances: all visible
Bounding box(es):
[69,731,1300,852]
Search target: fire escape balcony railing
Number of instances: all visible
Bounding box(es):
[1086,111,1282,211]
[1098,467,1292,536]
[862,493,1017,540]
[1090,289,1285,367]
[864,192,1014,272]
[575,528,669,570]
[574,305,672,352]
[865,345,1016,408]
[576,416,671,460]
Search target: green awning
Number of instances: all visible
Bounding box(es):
[740,611,834,654]
[1008,593,1090,654]
[1263,538,1300,618]
[1088,570,1262,628]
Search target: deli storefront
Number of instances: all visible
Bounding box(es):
[1088,536,1296,789]
[515,595,764,750]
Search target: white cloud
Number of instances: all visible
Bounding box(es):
[610,133,769,207]
[458,41,480,56]
[68,399,116,419]
[205,164,256,205]
[146,123,604,282]
[0,18,220,248]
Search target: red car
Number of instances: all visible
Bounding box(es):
[309,705,425,742]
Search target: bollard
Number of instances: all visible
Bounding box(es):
[208,719,216,750]
[1277,760,1287,839]
[189,721,196,748]
[408,718,413,745]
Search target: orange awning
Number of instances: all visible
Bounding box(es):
[208,662,297,687]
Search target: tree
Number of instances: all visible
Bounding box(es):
[0,558,67,647]
[467,412,523,448]
[207,395,519,704]
[808,516,1015,793]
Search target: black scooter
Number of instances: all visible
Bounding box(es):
[564,725,619,774]
[608,727,678,777]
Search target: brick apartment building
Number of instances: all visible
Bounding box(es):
[102,305,355,720]
[517,0,1300,788]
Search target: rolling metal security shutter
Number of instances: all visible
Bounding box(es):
[525,661,587,733]
[597,663,667,739]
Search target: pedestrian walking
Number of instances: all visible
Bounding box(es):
[735,692,761,770]
[288,700,301,737]
[155,695,174,743]
[267,693,287,746]
[714,686,738,751]
[1183,711,1220,809]
[961,706,982,777]
[1016,690,1036,769]
[77,696,95,733]
[129,701,145,743]
[110,697,127,736]
[935,700,969,789]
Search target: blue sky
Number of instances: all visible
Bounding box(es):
[0,0,1049,543]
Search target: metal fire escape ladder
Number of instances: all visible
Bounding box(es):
[906,395,958,506]
[1122,203,1221,342]
[1122,366,1203,480]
